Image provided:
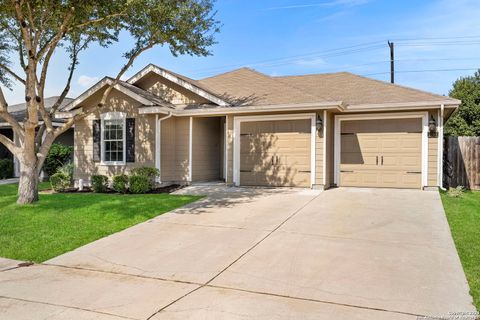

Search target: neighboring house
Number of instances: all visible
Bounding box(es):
[0,97,74,177]
[62,64,459,190]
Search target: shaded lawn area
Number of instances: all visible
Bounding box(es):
[441,190,480,311]
[0,183,201,263]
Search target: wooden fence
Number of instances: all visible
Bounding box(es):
[444,136,480,190]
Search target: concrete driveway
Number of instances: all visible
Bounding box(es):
[0,186,475,319]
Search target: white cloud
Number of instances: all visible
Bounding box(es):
[77,75,99,87]
[294,57,328,66]
[265,0,370,10]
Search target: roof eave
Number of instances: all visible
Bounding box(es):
[139,101,343,116]
[344,100,460,112]
[64,78,158,111]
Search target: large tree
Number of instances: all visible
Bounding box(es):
[445,70,480,136]
[0,0,219,204]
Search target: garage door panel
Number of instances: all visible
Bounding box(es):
[340,119,422,189]
[240,119,311,187]
[340,170,421,189]
[381,154,421,169]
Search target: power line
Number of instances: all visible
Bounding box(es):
[397,42,480,47]
[393,35,480,42]
[363,68,480,77]
[316,57,480,73]
[188,36,480,77]
[190,40,386,75]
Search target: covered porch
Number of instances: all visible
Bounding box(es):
[155,115,226,185]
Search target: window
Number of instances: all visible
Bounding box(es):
[101,113,126,164]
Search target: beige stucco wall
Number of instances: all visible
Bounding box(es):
[428,110,439,187]
[314,110,335,188]
[192,117,222,181]
[226,115,234,185]
[174,117,190,181]
[315,111,324,186]
[135,72,210,105]
[325,111,335,189]
[161,116,222,183]
[74,89,156,182]
[159,116,176,182]
[158,116,190,183]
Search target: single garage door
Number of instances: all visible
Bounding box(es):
[340,118,422,189]
[240,119,311,187]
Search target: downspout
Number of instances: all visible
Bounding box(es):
[439,104,446,191]
[156,112,173,184]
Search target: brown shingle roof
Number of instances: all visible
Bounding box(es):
[276,72,456,106]
[2,96,74,124]
[198,68,334,106]
[198,68,457,107]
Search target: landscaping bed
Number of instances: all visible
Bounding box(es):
[441,190,480,311]
[47,184,184,194]
[0,182,201,263]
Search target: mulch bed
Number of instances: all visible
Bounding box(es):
[42,184,184,195]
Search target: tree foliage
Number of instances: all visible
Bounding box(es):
[0,0,219,203]
[445,70,480,136]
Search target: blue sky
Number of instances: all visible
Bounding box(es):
[5,0,480,104]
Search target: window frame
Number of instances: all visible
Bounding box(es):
[100,112,127,166]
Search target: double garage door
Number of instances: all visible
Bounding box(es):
[340,118,422,189]
[240,119,311,187]
[238,117,423,189]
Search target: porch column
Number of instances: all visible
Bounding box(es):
[155,115,161,183]
[39,130,47,181]
[188,116,193,182]
[13,131,20,178]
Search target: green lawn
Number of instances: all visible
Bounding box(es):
[0,183,201,263]
[441,190,480,311]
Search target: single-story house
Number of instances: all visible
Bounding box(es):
[62,64,459,190]
[0,96,74,178]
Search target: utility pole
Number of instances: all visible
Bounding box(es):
[388,41,394,83]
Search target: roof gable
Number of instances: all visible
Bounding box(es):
[127,64,229,106]
[64,77,175,112]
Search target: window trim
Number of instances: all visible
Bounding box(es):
[100,112,127,166]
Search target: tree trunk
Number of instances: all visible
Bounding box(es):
[17,158,39,204]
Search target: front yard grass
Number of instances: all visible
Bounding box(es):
[441,190,480,311]
[0,183,201,263]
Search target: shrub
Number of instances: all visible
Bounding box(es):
[50,172,70,192]
[91,175,109,193]
[0,158,14,179]
[131,166,159,188]
[57,162,74,182]
[447,186,465,198]
[112,174,129,194]
[129,175,150,194]
[44,144,73,177]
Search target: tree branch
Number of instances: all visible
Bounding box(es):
[25,1,38,50]
[56,42,155,138]
[97,42,155,108]
[49,41,82,116]
[12,0,33,53]
[0,63,25,84]
[72,12,126,30]
[0,86,24,137]
[0,133,18,155]
[35,123,46,146]
[36,8,75,61]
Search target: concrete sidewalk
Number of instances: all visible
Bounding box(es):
[0,178,19,185]
[0,186,475,319]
